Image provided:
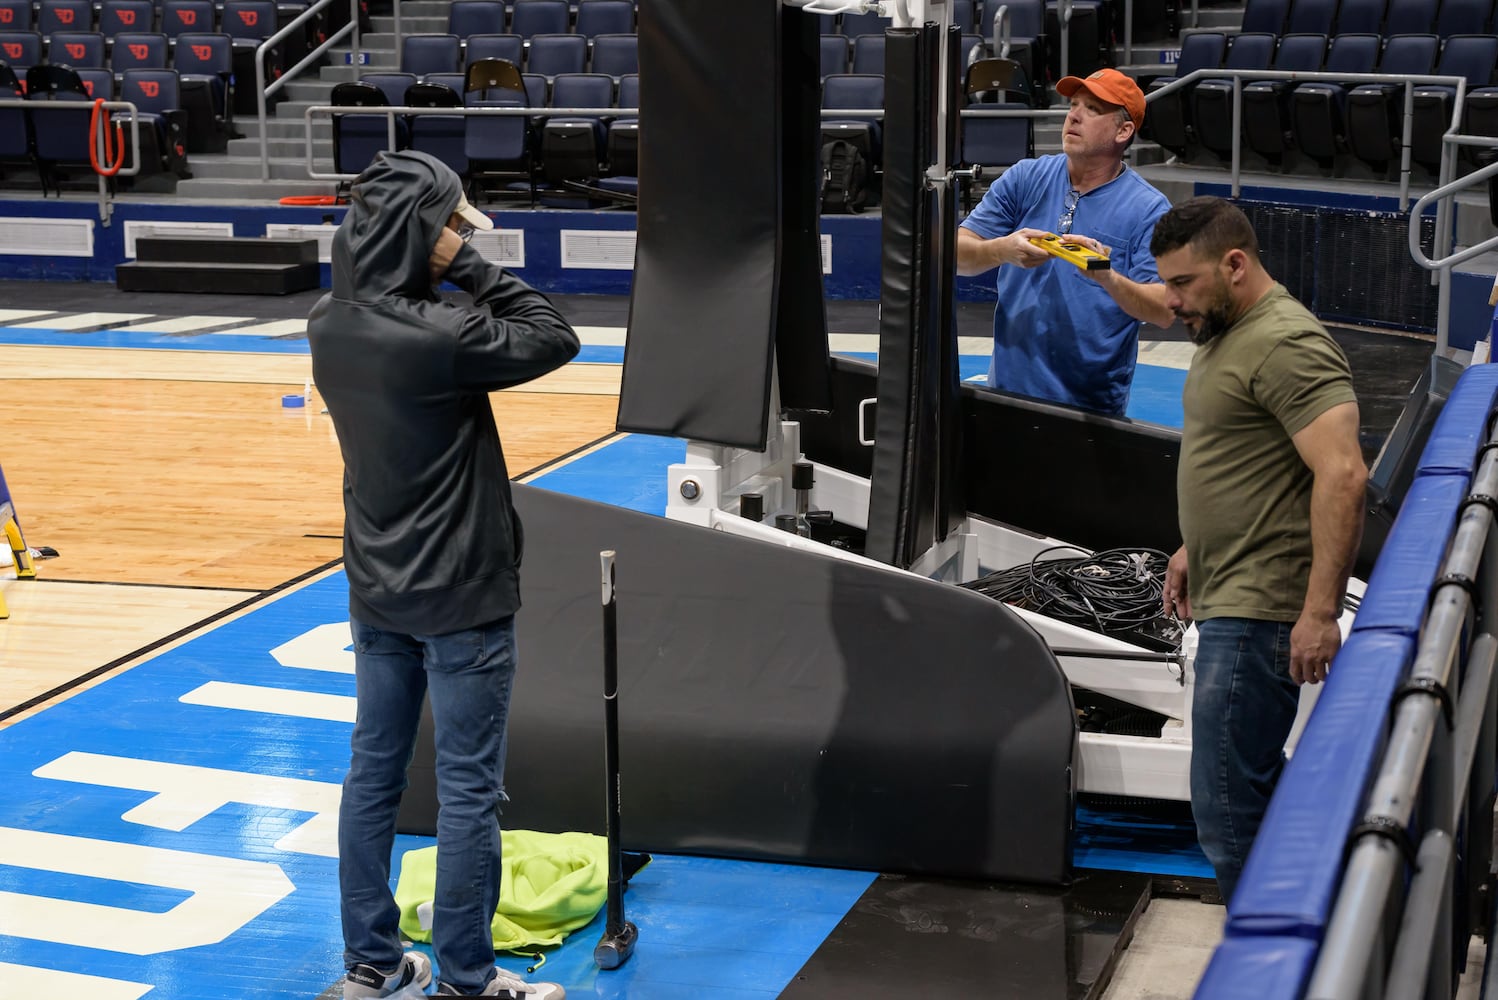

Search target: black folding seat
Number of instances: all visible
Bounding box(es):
[406,73,467,178]
[1288,32,1382,165]
[1142,31,1226,156]
[1411,34,1498,172]
[331,78,404,175]
[1344,33,1440,172]
[1242,33,1327,163]
[538,70,611,192]
[1190,32,1278,159]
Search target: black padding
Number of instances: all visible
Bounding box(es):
[616,0,830,448]
[398,483,1077,884]
[864,25,963,568]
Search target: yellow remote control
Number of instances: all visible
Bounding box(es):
[1028,233,1112,271]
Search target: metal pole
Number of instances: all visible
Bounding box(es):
[1383,831,1455,1000]
[1058,0,1070,84]
[350,0,362,73]
[1123,0,1132,66]
[1399,80,1414,210]
[1231,76,1241,198]
[391,0,402,66]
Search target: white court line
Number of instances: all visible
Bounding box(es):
[179,680,354,722]
[1138,341,1196,370]
[0,309,58,323]
[211,319,309,337]
[573,325,626,345]
[10,312,152,330]
[127,315,258,334]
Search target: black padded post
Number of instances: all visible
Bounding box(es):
[617,0,830,449]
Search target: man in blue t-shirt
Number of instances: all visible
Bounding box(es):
[958,69,1174,416]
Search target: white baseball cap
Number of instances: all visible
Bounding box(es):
[453,192,494,231]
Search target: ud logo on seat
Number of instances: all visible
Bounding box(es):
[82,79,92,94]
[178,10,196,24]
[129,43,147,59]
[2,43,19,58]
[65,43,83,59]
[238,10,256,25]
[118,8,135,22]
[140,79,159,97]
[191,43,211,60]
[0,10,12,22]
[56,8,74,22]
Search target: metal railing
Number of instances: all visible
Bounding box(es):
[1305,431,1498,999]
[256,0,360,180]
[1407,132,1498,356]
[0,98,142,224]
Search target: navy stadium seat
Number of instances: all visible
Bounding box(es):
[821,72,884,166]
[159,0,214,40]
[0,60,29,171]
[1289,31,1381,164]
[1238,0,1289,34]
[525,32,585,77]
[851,33,884,75]
[466,56,534,202]
[1411,33,1498,171]
[1142,31,1226,156]
[589,32,635,78]
[0,0,30,31]
[74,64,111,98]
[1344,33,1441,171]
[99,0,153,37]
[447,0,505,40]
[401,33,461,76]
[465,32,522,69]
[116,66,189,179]
[27,63,93,190]
[993,0,1044,107]
[539,70,611,191]
[171,31,232,152]
[605,70,637,176]
[1285,0,1337,34]
[108,29,166,78]
[820,33,848,78]
[573,0,632,39]
[361,70,417,105]
[38,0,93,37]
[509,0,568,41]
[1190,32,1278,158]
[840,10,885,38]
[1242,32,1327,162]
[1384,0,1438,35]
[406,72,467,177]
[331,78,404,174]
[959,56,1032,209]
[220,0,278,116]
[48,30,105,67]
[1333,0,1385,33]
[1435,0,1493,37]
[0,31,43,75]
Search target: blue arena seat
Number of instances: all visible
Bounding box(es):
[159,0,214,40]
[1142,30,1226,157]
[1044,0,1103,77]
[1191,32,1279,158]
[573,0,633,39]
[361,70,417,106]
[509,0,569,41]
[851,32,884,75]
[116,66,189,178]
[447,0,505,40]
[465,32,522,69]
[1288,31,1382,165]
[49,30,106,67]
[605,70,637,176]
[38,0,93,37]
[539,70,612,189]
[1333,0,1385,33]
[0,0,30,31]
[0,60,27,170]
[1435,0,1494,37]
[820,72,884,165]
[589,33,636,79]
[465,57,535,201]
[1239,0,1289,34]
[959,57,1032,208]
[74,64,111,97]
[171,31,232,152]
[27,62,94,189]
[0,31,43,75]
[1384,0,1438,35]
[993,0,1044,106]
[953,0,976,31]
[331,80,402,174]
[1412,33,1498,171]
[406,72,468,177]
[525,32,585,77]
[99,0,153,37]
[1286,0,1337,34]
[820,33,848,78]
[1242,33,1327,163]
[109,29,167,79]
[1344,33,1441,172]
[401,33,462,76]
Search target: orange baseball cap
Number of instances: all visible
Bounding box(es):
[1056,68,1146,130]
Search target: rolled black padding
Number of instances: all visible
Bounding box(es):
[617,0,831,449]
[398,483,1078,885]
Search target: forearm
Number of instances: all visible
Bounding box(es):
[1094,271,1174,328]
[1302,462,1368,619]
[956,228,1004,276]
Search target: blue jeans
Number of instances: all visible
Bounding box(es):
[340,615,517,994]
[1189,617,1300,906]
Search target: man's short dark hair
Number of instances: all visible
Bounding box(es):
[1150,196,1259,261]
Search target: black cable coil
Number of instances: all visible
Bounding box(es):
[960,545,1183,651]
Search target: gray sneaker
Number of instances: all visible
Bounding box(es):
[344,951,433,999]
[434,966,565,999]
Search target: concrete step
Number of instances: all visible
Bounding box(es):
[382,0,452,18]
[283,79,339,102]
[182,154,322,180]
[228,136,334,159]
[173,176,339,199]
[370,14,451,33]
[234,117,332,139]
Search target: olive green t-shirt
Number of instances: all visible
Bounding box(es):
[1178,283,1357,622]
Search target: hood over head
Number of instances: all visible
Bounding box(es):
[331,150,481,300]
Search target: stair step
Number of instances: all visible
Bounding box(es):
[369,14,450,33]
[234,118,332,139]
[283,79,338,102]
[182,154,321,180]
[134,235,318,266]
[116,259,322,295]
[227,137,334,159]
[173,176,340,200]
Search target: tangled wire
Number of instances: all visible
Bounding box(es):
[961,545,1182,650]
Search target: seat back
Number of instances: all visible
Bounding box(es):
[1286,0,1337,33]
[361,71,417,105]
[99,0,153,36]
[49,30,105,67]
[590,32,636,77]
[407,75,468,173]
[1333,0,1385,33]
[1435,32,1498,85]
[406,78,461,106]
[851,33,885,74]
[159,0,214,39]
[464,68,527,162]
[122,66,180,111]
[1273,32,1327,70]
[0,58,25,160]
[549,70,612,114]
[1003,0,1044,38]
[525,32,585,76]
[174,31,233,73]
[28,63,91,162]
[112,31,169,73]
[1239,0,1289,34]
[331,79,387,106]
[1379,33,1440,75]
[75,64,111,97]
[509,0,568,40]
[220,0,276,41]
[401,33,461,75]
[466,56,524,95]
[1324,31,1381,73]
[37,0,92,36]
[819,33,848,77]
[822,71,884,111]
[521,71,546,106]
[573,0,633,38]
[840,11,886,37]
[466,32,522,68]
[26,62,88,99]
[617,71,638,113]
[1224,31,1276,69]
[1384,0,1439,34]
[0,0,30,31]
[966,55,1026,100]
[1174,30,1226,78]
[0,31,42,71]
[960,33,987,69]
[1435,0,1493,37]
[447,0,505,39]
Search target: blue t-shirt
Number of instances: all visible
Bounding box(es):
[961,154,1170,415]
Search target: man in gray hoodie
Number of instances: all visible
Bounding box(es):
[309,150,579,999]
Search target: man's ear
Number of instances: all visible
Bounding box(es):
[1222,247,1250,284]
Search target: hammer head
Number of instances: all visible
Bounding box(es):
[593,920,639,970]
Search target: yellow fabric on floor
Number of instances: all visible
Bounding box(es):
[395,830,610,950]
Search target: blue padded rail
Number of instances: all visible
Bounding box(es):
[1194,934,1319,999]
[1224,631,1415,938]
[1350,474,1466,635]
[1415,364,1498,477]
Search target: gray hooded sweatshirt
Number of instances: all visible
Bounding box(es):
[308,151,580,635]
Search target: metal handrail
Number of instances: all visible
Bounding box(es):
[256,0,358,180]
[0,97,143,224]
[1406,135,1498,355]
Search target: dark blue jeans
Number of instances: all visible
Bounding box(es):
[340,615,517,993]
[1189,617,1300,906]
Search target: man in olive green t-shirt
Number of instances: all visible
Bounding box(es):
[1149,197,1368,906]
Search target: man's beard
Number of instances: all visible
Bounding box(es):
[1181,286,1237,345]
